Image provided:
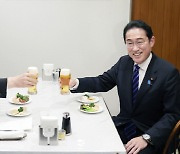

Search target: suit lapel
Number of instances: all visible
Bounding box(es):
[120,59,134,112]
[133,54,158,109]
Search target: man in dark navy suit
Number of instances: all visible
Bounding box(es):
[70,20,180,154]
[0,73,37,98]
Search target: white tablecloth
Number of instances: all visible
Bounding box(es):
[0,80,126,154]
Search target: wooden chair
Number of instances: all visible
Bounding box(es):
[163,120,180,154]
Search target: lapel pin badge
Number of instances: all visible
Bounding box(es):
[148,75,156,86]
[147,80,152,86]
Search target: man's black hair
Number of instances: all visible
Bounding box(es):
[123,20,153,43]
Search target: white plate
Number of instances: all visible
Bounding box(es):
[77,96,100,104]
[7,107,31,117]
[80,105,103,114]
[9,97,31,105]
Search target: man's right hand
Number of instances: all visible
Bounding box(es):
[8,73,38,89]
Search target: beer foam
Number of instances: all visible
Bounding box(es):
[61,68,70,75]
[28,67,38,73]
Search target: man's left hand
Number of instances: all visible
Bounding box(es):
[125,136,148,154]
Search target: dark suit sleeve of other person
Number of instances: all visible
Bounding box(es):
[71,54,180,150]
[0,78,7,98]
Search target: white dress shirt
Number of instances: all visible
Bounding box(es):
[136,53,152,89]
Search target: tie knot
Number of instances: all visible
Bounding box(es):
[134,64,140,71]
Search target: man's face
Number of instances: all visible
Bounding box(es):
[125,28,155,64]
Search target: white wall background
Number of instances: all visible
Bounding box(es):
[0,0,131,115]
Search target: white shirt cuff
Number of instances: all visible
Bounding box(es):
[70,79,79,90]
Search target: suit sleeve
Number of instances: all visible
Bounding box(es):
[0,78,7,98]
[71,59,121,93]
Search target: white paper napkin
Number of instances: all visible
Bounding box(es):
[0,130,26,140]
[0,117,32,131]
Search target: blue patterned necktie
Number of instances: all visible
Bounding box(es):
[132,64,140,104]
[124,64,140,141]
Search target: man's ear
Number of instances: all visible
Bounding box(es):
[150,36,155,47]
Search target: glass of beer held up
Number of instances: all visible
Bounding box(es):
[60,68,71,95]
[27,66,38,95]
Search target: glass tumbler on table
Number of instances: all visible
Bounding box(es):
[42,63,54,81]
[27,66,38,95]
[60,68,71,95]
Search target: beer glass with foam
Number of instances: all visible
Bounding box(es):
[60,69,71,94]
[27,67,38,95]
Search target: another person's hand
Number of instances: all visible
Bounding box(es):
[7,73,38,88]
[125,136,148,154]
[69,78,78,89]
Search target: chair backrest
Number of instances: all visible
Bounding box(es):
[163,120,180,154]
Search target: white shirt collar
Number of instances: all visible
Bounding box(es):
[135,53,152,71]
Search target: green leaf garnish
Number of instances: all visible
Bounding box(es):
[84,94,90,98]
[89,103,95,107]
[16,93,29,102]
[80,103,96,112]
[18,107,24,113]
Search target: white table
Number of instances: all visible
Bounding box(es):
[0,80,126,154]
